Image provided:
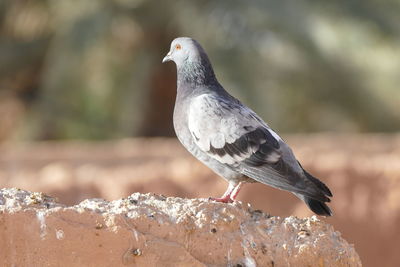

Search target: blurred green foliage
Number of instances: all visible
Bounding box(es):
[0,0,399,141]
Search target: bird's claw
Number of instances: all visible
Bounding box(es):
[208,196,234,203]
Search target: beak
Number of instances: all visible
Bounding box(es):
[162,51,172,63]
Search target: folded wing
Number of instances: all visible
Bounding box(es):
[188,94,331,202]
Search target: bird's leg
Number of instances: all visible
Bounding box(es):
[209,182,243,203]
[230,182,243,201]
[209,183,235,203]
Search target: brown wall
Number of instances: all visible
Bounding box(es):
[1,134,399,266]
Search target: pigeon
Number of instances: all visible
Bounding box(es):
[162,37,333,216]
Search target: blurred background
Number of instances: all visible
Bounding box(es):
[0,0,399,266]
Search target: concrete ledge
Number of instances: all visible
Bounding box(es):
[0,188,361,266]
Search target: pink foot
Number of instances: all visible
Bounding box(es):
[209,182,243,203]
[209,196,234,203]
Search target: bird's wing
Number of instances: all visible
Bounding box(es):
[188,94,281,165]
[188,94,330,202]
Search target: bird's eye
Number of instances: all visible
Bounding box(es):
[175,44,182,50]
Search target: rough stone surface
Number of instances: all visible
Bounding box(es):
[0,188,361,267]
[2,135,400,266]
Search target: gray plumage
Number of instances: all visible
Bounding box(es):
[162,37,332,216]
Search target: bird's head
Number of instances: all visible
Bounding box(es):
[162,37,217,86]
[162,37,206,65]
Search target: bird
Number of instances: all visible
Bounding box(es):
[162,37,333,216]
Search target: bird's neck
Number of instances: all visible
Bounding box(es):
[177,59,218,87]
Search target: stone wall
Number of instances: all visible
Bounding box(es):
[2,135,399,266]
[0,188,361,267]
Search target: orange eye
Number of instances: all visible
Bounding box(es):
[175,44,181,50]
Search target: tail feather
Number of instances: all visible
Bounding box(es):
[303,169,332,197]
[295,193,333,216]
[296,165,333,216]
[303,196,332,216]
[298,162,333,197]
